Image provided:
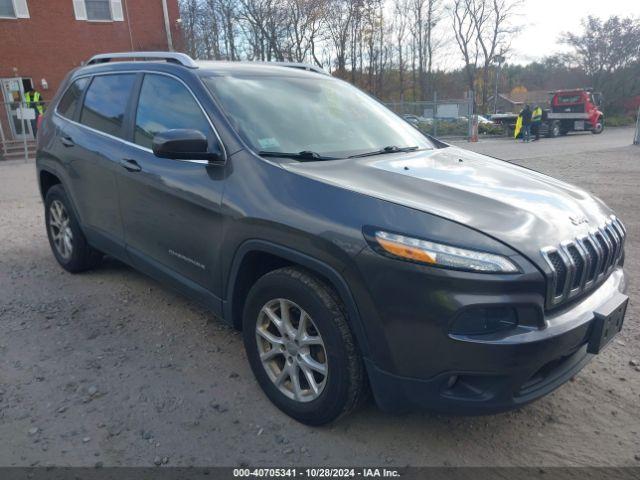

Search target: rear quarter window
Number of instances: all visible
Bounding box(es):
[80,74,136,138]
[57,78,90,120]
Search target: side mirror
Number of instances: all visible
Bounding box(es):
[152,129,223,163]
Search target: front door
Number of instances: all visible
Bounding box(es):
[117,73,226,297]
[1,78,34,140]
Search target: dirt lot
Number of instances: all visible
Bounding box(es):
[1,127,639,467]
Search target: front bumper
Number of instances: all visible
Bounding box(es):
[364,268,627,414]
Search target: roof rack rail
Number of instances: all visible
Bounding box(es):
[86,52,198,69]
[268,62,329,75]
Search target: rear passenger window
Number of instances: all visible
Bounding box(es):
[80,74,136,138]
[57,78,89,120]
[134,74,212,149]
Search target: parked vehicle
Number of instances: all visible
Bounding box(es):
[548,89,604,135]
[491,89,604,138]
[37,53,628,425]
[402,114,432,127]
[402,114,420,126]
[476,115,494,124]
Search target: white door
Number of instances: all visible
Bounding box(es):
[1,78,34,140]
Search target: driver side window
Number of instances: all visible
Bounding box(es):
[134,74,212,149]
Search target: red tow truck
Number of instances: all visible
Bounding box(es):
[492,88,605,137]
[547,88,604,136]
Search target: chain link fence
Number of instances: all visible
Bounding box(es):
[385,92,483,139]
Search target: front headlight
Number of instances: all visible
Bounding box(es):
[372,230,519,273]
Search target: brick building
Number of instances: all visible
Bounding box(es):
[0,0,181,143]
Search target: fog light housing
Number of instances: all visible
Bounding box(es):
[450,307,518,335]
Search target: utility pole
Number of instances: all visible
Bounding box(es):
[161,0,174,51]
[493,55,505,115]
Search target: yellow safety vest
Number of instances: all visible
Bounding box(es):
[532,107,542,123]
[25,91,44,115]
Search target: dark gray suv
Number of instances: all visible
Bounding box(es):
[36,52,628,425]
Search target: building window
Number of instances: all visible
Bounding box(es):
[0,0,15,17]
[72,0,123,22]
[0,0,29,18]
[85,0,110,20]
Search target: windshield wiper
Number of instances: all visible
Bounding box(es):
[348,145,420,159]
[258,150,339,161]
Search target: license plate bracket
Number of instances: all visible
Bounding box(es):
[587,293,628,354]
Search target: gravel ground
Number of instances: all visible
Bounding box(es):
[1,128,639,467]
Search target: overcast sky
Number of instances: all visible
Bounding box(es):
[506,0,637,64]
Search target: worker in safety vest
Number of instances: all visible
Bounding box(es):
[25,87,44,137]
[531,105,543,141]
[516,104,532,142]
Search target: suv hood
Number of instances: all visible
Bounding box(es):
[282,146,613,264]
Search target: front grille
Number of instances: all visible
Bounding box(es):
[541,215,626,308]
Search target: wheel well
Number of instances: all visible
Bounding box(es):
[230,250,345,332]
[40,170,61,198]
[230,251,293,330]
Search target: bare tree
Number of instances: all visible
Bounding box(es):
[450,0,479,96]
[450,0,521,111]
[393,0,410,101]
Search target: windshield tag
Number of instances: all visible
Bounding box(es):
[258,137,280,149]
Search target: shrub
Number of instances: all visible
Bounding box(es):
[606,115,635,127]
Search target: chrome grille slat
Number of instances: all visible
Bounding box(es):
[596,229,612,274]
[541,216,625,308]
[588,231,605,279]
[558,243,576,298]
[607,222,622,265]
[572,239,590,290]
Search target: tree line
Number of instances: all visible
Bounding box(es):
[177,0,640,115]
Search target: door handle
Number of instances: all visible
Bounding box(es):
[120,158,142,172]
[61,136,75,147]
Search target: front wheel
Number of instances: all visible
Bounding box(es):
[242,267,367,425]
[592,118,604,134]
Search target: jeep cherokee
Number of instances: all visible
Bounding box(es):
[36,52,628,425]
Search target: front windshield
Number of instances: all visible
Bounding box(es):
[202,73,432,158]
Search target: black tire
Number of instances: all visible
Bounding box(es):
[242,266,367,425]
[592,117,604,134]
[548,121,560,138]
[44,184,102,273]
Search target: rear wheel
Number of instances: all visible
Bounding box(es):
[548,121,560,138]
[242,267,367,425]
[45,185,102,272]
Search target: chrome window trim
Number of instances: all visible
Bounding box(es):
[54,69,227,165]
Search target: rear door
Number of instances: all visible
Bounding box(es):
[63,73,137,256]
[116,72,227,297]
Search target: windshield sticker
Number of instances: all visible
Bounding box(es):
[258,137,280,149]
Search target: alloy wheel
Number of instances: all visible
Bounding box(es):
[49,199,73,260]
[255,298,328,402]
